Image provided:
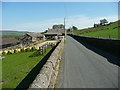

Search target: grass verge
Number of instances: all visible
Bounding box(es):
[54,42,65,88]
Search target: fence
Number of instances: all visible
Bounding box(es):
[39,42,57,55]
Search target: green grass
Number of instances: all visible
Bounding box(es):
[54,44,64,88]
[80,28,118,39]
[1,48,52,88]
[64,40,66,44]
[0,61,2,90]
[70,20,120,39]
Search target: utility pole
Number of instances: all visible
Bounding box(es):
[72,24,73,35]
[64,18,66,39]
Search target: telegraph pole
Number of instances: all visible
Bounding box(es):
[64,18,66,39]
[72,24,73,35]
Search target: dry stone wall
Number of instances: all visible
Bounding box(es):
[29,39,64,88]
[69,34,120,57]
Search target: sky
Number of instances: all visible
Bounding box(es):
[1,1,119,32]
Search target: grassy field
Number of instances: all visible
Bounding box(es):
[71,20,120,39]
[80,28,118,39]
[0,61,2,90]
[1,48,52,88]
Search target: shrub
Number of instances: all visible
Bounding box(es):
[35,46,39,50]
[29,50,40,57]
[14,49,20,53]
[31,47,35,51]
[14,49,17,53]
[7,50,12,54]
[26,47,31,51]
[23,48,27,52]
[2,50,8,55]
[20,48,24,52]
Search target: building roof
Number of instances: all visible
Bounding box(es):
[44,32,62,35]
[26,33,44,37]
[0,38,19,46]
[44,29,65,35]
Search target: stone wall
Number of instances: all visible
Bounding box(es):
[28,39,64,88]
[69,34,120,57]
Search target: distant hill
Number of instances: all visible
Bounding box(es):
[71,20,120,39]
[0,30,31,38]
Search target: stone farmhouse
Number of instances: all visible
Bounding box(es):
[19,33,45,46]
[94,24,101,28]
[44,24,65,40]
[94,19,110,28]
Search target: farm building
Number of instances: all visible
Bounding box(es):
[19,33,45,45]
[44,24,65,40]
[94,24,101,28]
[44,28,65,40]
[0,38,20,49]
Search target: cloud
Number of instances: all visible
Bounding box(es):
[66,14,118,29]
[8,14,118,32]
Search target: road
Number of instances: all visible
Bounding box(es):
[58,36,119,88]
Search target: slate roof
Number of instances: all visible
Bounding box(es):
[44,29,65,35]
[0,38,19,46]
[26,33,44,37]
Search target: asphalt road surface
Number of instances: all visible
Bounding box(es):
[58,36,119,88]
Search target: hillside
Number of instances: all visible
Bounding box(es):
[0,30,30,38]
[72,20,120,39]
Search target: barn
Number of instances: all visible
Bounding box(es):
[0,38,20,49]
[19,33,45,45]
[44,28,65,40]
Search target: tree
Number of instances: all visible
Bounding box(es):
[100,19,108,25]
[67,28,71,32]
[72,26,78,31]
[53,24,64,29]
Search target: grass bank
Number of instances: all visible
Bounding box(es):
[71,20,119,39]
[80,29,118,39]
